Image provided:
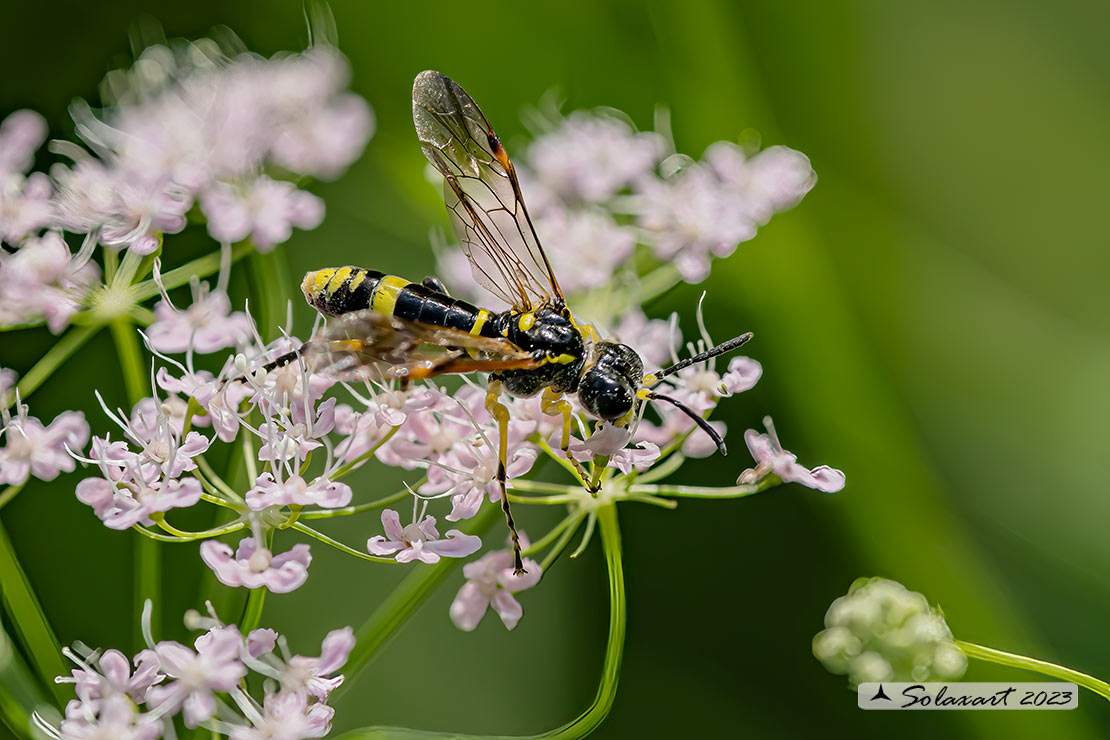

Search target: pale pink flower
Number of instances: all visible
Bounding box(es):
[229,690,333,740]
[738,416,845,493]
[528,111,663,203]
[58,694,162,740]
[278,626,354,700]
[439,442,538,522]
[635,163,757,283]
[613,310,679,368]
[0,110,47,175]
[450,546,541,631]
[568,422,661,475]
[0,232,99,332]
[60,648,162,705]
[703,141,816,224]
[367,508,481,564]
[535,208,636,293]
[1,172,53,245]
[0,406,88,485]
[271,93,374,179]
[147,626,248,728]
[76,475,202,530]
[201,176,324,250]
[200,538,312,593]
[245,472,352,511]
[147,289,252,354]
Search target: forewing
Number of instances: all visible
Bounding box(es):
[412,70,563,311]
[304,310,535,382]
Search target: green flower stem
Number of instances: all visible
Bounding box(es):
[6,324,101,408]
[333,503,625,740]
[108,316,160,648]
[333,427,401,479]
[148,514,246,541]
[506,479,575,496]
[195,456,244,503]
[522,513,581,557]
[539,514,585,573]
[298,485,414,520]
[568,512,597,560]
[631,451,685,484]
[336,504,501,699]
[0,520,67,706]
[528,433,588,486]
[241,588,266,634]
[131,242,254,302]
[0,619,52,740]
[0,484,25,512]
[506,493,577,505]
[246,248,292,342]
[628,476,776,499]
[108,318,147,407]
[290,522,398,564]
[956,640,1110,701]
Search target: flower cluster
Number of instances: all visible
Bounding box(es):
[439,107,815,299]
[0,31,372,334]
[39,605,351,740]
[812,577,967,685]
[0,384,90,487]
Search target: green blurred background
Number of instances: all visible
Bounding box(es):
[2,0,1108,737]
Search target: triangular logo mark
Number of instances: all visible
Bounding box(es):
[870,684,891,701]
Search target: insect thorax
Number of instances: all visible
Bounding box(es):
[493,307,586,397]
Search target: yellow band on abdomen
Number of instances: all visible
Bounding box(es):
[371,275,410,315]
[470,309,490,336]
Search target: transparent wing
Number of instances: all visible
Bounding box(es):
[413,69,563,311]
[304,310,542,382]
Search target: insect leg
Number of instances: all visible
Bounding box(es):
[485,380,525,575]
[540,387,599,493]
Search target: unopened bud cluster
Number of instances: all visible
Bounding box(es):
[813,577,967,685]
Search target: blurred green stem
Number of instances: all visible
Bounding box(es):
[6,324,101,408]
[131,241,253,302]
[108,316,160,647]
[0,619,51,740]
[333,503,626,740]
[336,504,501,698]
[0,521,67,706]
[956,640,1110,701]
[241,588,266,633]
[0,484,25,512]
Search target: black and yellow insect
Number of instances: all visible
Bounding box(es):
[297,71,751,573]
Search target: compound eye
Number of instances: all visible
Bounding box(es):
[579,372,634,421]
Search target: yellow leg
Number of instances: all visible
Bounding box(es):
[540,387,600,493]
[486,381,525,575]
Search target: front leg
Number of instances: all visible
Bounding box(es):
[485,380,525,575]
[540,387,600,494]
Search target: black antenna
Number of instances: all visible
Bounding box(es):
[648,332,753,383]
[644,390,727,456]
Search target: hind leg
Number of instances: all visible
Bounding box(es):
[485,380,525,575]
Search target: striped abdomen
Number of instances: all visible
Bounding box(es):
[301,266,497,337]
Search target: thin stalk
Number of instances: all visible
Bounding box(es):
[522,514,581,557]
[131,242,253,301]
[0,619,52,739]
[0,484,25,512]
[336,504,501,698]
[108,317,160,647]
[628,477,772,499]
[6,324,101,408]
[539,513,585,573]
[0,521,67,705]
[241,589,266,634]
[333,426,400,479]
[298,486,413,520]
[331,503,626,740]
[956,640,1110,701]
[290,522,398,564]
